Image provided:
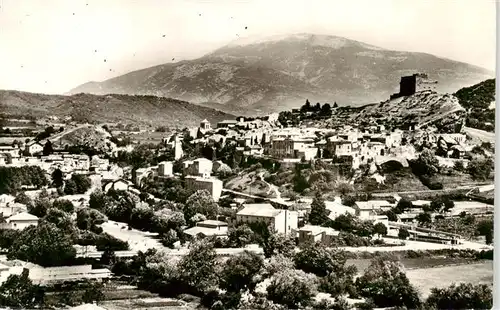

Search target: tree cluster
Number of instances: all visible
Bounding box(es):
[0,166,48,194]
[64,174,92,195]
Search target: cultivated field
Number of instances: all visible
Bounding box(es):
[406,261,493,298]
[348,258,493,299]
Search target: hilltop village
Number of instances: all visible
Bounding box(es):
[0,74,494,309]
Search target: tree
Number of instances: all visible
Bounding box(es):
[8,222,77,267]
[128,143,157,169]
[309,192,330,226]
[42,140,54,156]
[301,99,312,112]
[71,174,92,194]
[267,268,318,309]
[394,198,412,214]
[330,213,357,233]
[161,229,179,248]
[453,160,465,172]
[0,229,21,249]
[196,128,204,139]
[341,196,356,207]
[221,251,264,292]
[314,297,351,310]
[262,232,295,258]
[294,243,352,277]
[430,196,454,213]
[51,168,64,188]
[413,148,439,176]
[320,103,332,117]
[238,294,286,310]
[178,240,219,294]
[64,179,77,195]
[0,269,45,309]
[100,249,117,265]
[0,166,48,194]
[468,157,494,180]
[129,205,155,230]
[294,243,357,298]
[81,281,105,304]
[335,182,353,196]
[154,209,186,234]
[52,199,75,213]
[292,169,309,193]
[383,209,398,221]
[425,283,492,310]
[95,233,129,251]
[14,192,31,205]
[373,222,388,238]
[190,213,207,223]
[477,219,494,245]
[89,190,108,211]
[398,228,410,240]
[42,208,78,238]
[356,257,421,309]
[227,224,256,248]
[184,190,219,224]
[356,221,375,238]
[416,212,432,226]
[77,208,108,233]
[28,198,51,218]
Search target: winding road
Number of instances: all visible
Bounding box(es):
[258,171,283,202]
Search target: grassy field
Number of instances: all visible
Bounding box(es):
[406,261,493,298]
[101,297,195,310]
[431,173,481,188]
[128,131,168,145]
[347,257,484,273]
[347,258,492,299]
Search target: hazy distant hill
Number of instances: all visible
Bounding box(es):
[70,33,493,113]
[0,90,234,128]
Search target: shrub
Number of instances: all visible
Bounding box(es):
[425,283,492,310]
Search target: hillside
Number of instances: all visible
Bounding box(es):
[70,33,493,113]
[50,124,115,153]
[353,90,466,133]
[454,79,495,110]
[454,79,495,132]
[0,90,234,128]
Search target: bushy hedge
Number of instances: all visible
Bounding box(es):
[345,249,493,260]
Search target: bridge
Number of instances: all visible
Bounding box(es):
[374,156,409,168]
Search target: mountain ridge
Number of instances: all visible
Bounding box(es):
[0,89,234,128]
[70,33,494,113]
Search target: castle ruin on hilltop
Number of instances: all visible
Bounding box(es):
[390,73,438,99]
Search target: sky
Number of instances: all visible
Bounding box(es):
[0,0,496,94]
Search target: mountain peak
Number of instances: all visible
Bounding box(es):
[224,33,384,50]
[69,33,493,114]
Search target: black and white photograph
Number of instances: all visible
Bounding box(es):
[0,0,496,309]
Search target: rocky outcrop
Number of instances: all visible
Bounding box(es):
[355,90,466,133]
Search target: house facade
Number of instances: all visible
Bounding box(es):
[1,212,39,230]
[185,176,223,201]
[298,225,339,246]
[236,203,298,235]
